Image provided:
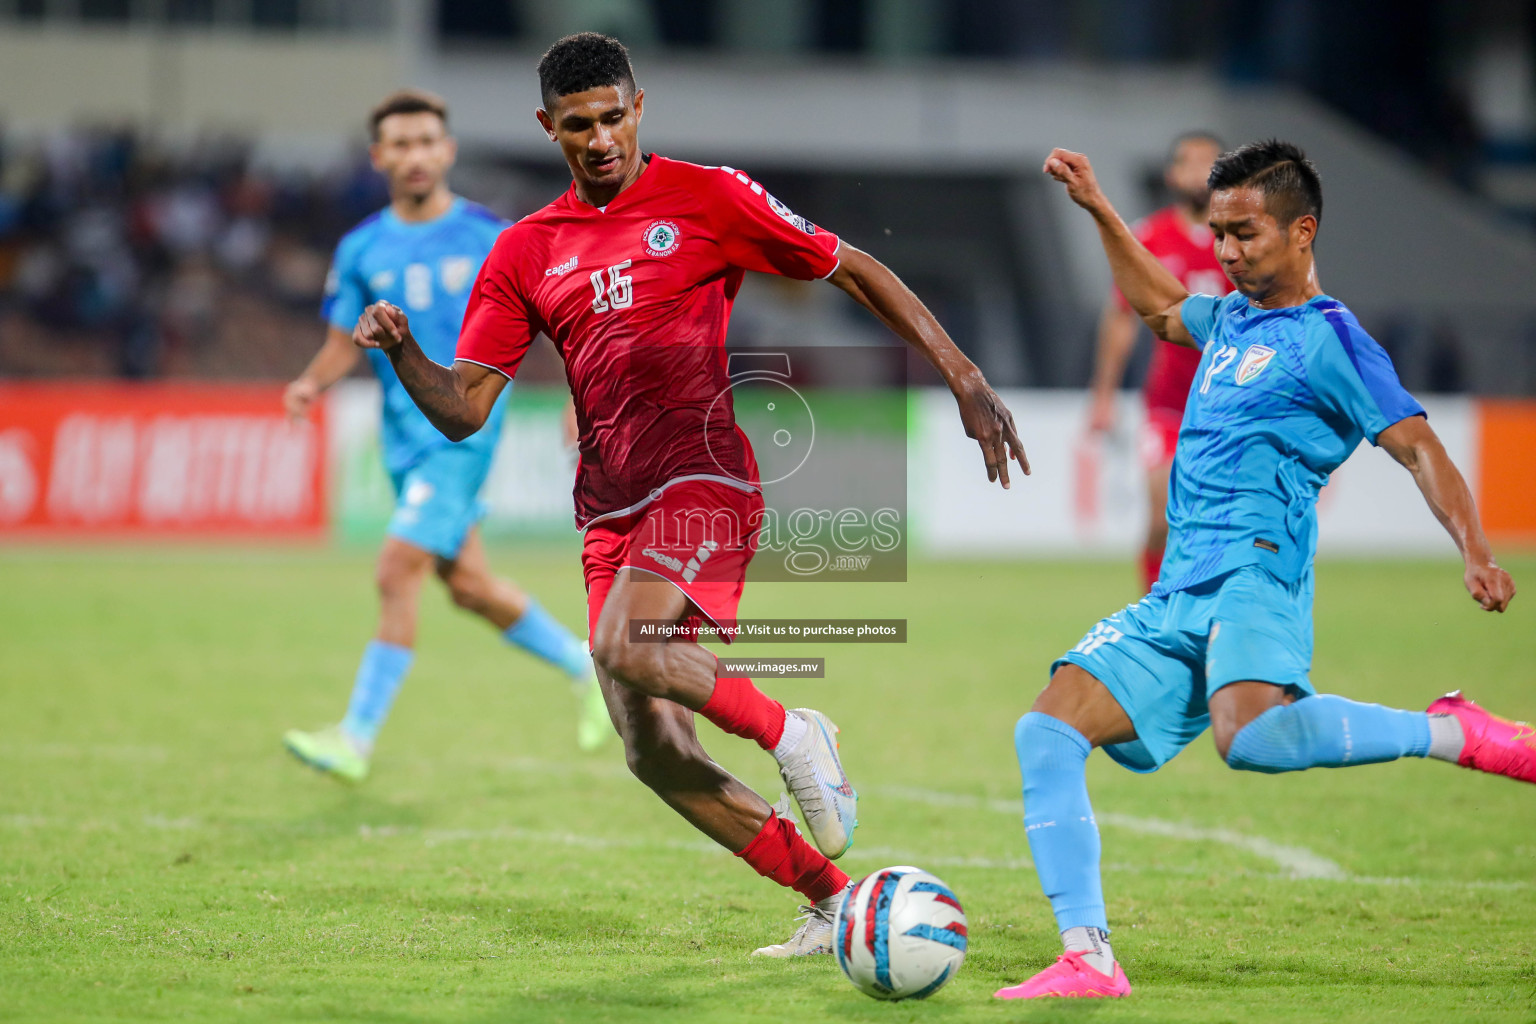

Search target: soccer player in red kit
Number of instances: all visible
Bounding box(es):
[1086,133,1231,592]
[352,33,1027,958]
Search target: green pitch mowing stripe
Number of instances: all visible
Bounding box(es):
[0,549,1532,1022]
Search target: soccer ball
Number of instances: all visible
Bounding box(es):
[833,866,968,1000]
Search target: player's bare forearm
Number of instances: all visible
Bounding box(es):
[284,327,360,421]
[828,244,1029,485]
[387,343,485,441]
[1378,416,1515,612]
[299,327,362,389]
[829,245,973,386]
[1086,302,1139,431]
[1042,149,1194,347]
[353,301,506,442]
[1091,303,1138,394]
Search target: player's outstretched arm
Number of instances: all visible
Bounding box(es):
[1042,148,1196,348]
[284,327,361,422]
[1377,415,1516,612]
[828,244,1029,488]
[353,301,507,442]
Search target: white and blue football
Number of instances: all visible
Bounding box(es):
[833,866,968,1000]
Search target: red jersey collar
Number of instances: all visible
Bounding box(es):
[563,153,662,214]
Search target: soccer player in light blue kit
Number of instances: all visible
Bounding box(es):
[282,90,611,782]
[996,140,1528,1000]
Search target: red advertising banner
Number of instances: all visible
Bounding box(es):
[0,383,326,539]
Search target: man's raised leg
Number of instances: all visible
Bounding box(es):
[1211,681,1535,783]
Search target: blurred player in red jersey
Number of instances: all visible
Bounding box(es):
[1086,133,1231,592]
[352,34,1028,958]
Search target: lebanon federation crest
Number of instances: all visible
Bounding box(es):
[643,220,681,257]
[1235,344,1277,386]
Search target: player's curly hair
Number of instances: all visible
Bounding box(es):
[538,32,637,110]
[1208,139,1322,227]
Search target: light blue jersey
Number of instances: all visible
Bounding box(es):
[1155,292,1425,595]
[322,198,510,474]
[1057,291,1426,773]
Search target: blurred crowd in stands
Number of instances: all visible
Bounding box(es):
[0,128,871,384]
[0,128,391,379]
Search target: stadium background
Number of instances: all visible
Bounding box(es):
[2,3,1534,1022]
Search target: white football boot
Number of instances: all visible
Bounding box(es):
[751,884,851,957]
[774,708,858,859]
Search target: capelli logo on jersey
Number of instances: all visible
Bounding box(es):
[639,547,684,573]
[643,220,681,257]
[545,256,579,277]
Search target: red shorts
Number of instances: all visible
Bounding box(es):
[1140,406,1183,471]
[581,478,764,645]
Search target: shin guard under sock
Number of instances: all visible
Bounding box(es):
[736,812,849,902]
[1016,711,1109,933]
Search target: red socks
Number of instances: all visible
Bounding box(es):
[703,677,843,900]
[737,811,850,902]
[1140,546,1163,594]
[700,673,785,751]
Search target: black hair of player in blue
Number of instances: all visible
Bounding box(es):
[538,32,637,110]
[1208,139,1323,228]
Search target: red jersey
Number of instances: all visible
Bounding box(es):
[456,155,841,528]
[1113,206,1232,414]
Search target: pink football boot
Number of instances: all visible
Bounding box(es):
[993,951,1131,1000]
[1427,691,1536,784]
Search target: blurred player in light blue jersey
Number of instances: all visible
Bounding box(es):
[998,141,1528,1001]
[282,90,611,782]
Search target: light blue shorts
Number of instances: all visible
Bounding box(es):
[386,443,494,560]
[1053,565,1316,772]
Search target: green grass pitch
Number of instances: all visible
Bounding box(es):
[1,546,1533,1022]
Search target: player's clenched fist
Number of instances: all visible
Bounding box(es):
[354,301,413,351]
[1465,561,1516,613]
[1042,148,1109,213]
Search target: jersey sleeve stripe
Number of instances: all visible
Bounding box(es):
[815,238,844,280]
[1320,306,1426,431]
[454,356,515,380]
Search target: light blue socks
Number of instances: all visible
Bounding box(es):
[503,599,592,679]
[1226,694,1431,772]
[1015,711,1109,933]
[340,640,415,750]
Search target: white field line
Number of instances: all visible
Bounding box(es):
[5,810,1527,891]
[870,783,1348,881]
[864,784,1536,890]
[4,755,1524,892]
[1097,812,1348,881]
